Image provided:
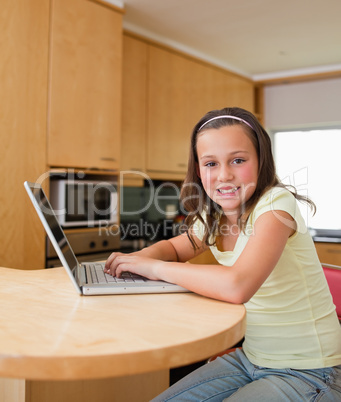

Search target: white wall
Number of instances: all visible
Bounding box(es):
[264,77,341,130]
[264,77,341,231]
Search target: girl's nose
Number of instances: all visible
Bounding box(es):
[218,165,233,182]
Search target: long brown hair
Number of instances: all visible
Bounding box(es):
[180,107,315,249]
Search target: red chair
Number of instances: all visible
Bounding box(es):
[322,263,341,321]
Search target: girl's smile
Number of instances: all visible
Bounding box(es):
[196,125,259,221]
[216,186,240,196]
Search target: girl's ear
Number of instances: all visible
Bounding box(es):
[195,163,201,178]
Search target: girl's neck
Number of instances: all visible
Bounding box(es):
[216,214,241,252]
[221,211,240,227]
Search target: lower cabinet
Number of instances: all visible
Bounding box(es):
[315,242,341,266]
[189,250,219,265]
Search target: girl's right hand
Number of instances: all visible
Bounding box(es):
[104,250,142,272]
[103,252,163,280]
[104,251,125,273]
[104,248,151,274]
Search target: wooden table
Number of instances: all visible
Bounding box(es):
[0,267,246,402]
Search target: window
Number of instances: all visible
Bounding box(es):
[273,129,341,234]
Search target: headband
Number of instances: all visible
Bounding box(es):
[198,115,254,131]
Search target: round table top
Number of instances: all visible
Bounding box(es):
[0,267,246,380]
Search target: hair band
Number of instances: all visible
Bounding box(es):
[198,115,254,131]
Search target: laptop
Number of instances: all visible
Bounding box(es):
[24,181,189,296]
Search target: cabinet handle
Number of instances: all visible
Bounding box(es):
[327,248,341,254]
[100,157,116,162]
[177,163,187,168]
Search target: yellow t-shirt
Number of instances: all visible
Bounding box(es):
[194,186,341,369]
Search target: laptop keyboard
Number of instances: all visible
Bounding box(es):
[88,263,147,284]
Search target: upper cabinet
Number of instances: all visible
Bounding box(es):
[48,0,123,170]
[122,34,255,182]
[146,44,255,179]
[147,47,201,176]
[121,35,148,176]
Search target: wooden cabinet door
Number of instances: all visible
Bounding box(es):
[147,47,199,175]
[0,0,49,269]
[189,250,219,265]
[315,242,341,266]
[121,35,148,176]
[202,68,255,113]
[147,46,255,177]
[48,0,122,170]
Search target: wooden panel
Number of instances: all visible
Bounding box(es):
[29,372,168,402]
[147,47,203,174]
[0,372,168,402]
[147,45,255,176]
[315,242,341,266]
[48,0,122,170]
[0,378,26,402]
[0,0,49,269]
[189,249,219,265]
[121,35,148,173]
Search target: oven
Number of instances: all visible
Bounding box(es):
[46,227,121,268]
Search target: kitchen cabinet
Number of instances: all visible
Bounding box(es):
[189,250,219,265]
[121,33,255,182]
[0,0,49,269]
[120,34,148,186]
[48,0,123,170]
[315,242,341,266]
[146,46,201,177]
[146,45,255,179]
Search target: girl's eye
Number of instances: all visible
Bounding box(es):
[204,162,217,167]
[232,158,245,165]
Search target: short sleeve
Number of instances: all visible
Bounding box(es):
[248,187,307,234]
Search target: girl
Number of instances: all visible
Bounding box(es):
[105,107,341,401]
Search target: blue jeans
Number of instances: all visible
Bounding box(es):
[152,349,341,401]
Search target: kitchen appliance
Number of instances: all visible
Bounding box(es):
[46,227,120,268]
[50,177,118,228]
[47,173,120,267]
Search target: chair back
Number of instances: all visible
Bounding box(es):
[322,263,341,320]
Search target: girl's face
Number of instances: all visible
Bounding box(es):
[196,125,259,220]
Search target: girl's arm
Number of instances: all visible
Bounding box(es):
[105,233,207,269]
[105,210,295,304]
[160,210,295,303]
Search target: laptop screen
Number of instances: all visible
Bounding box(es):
[28,183,80,278]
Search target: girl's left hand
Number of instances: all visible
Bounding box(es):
[104,253,162,281]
